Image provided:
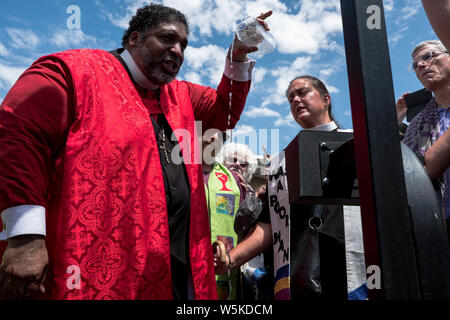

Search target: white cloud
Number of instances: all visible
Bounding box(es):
[389,25,409,45]
[104,0,342,56]
[253,67,267,84]
[270,12,341,55]
[0,62,27,89]
[183,44,227,86]
[244,105,280,118]
[401,3,420,21]
[274,113,296,128]
[388,1,420,46]
[266,0,342,55]
[99,0,344,116]
[261,54,342,109]
[262,56,313,107]
[0,41,9,57]
[183,71,202,84]
[49,29,98,48]
[393,0,421,26]
[384,0,394,12]
[104,0,149,29]
[326,84,339,94]
[231,124,256,136]
[320,68,333,78]
[6,28,40,50]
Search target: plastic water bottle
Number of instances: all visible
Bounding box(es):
[235,16,276,58]
[241,255,267,284]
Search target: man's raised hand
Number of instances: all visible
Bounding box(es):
[229,10,273,61]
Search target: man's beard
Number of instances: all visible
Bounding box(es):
[138,46,180,85]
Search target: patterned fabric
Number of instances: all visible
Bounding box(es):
[437,107,450,218]
[38,49,216,299]
[205,163,240,300]
[438,106,450,133]
[403,98,441,156]
[403,97,450,218]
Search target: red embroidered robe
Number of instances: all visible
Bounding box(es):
[0,49,251,299]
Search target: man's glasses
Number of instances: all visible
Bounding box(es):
[225,157,249,168]
[409,51,447,72]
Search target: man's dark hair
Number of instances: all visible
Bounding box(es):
[286,75,339,125]
[121,3,189,48]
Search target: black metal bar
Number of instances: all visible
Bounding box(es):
[340,0,422,299]
[401,144,450,299]
[285,131,358,206]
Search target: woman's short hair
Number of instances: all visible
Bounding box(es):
[216,143,258,183]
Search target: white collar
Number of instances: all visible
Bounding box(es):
[305,121,338,132]
[120,49,159,91]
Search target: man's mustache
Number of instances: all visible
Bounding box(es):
[164,53,182,67]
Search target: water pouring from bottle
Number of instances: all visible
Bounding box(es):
[228,11,274,127]
[235,16,276,59]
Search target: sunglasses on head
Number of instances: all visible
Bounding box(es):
[226,157,249,168]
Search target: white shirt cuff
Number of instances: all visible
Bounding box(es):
[224,57,256,82]
[0,205,46,240]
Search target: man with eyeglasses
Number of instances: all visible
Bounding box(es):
[402,39,450,244]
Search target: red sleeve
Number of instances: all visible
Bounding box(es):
[185,75,251,133]
[0,58,74,212]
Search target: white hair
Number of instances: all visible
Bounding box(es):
[412,40,448,57]
[216,143,258,183]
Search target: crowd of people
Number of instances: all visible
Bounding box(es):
[0,1,449,300]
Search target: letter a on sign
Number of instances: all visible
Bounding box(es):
[366,265,381,290]
[66,5,81,30]
[366,5,381,30]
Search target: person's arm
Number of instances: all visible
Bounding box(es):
[0,58,73,220]
[188,11,273,132]
[396,93,409,122]
[0,57,73,299]
[214,222,272,275]
[187,69,252,132]
[424,129,450,180]
[422,0,450,50]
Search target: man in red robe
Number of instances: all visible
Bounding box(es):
[0,4,272,300]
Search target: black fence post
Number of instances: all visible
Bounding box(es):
[340,0,422,299]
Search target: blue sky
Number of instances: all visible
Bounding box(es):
[0,0,438,156]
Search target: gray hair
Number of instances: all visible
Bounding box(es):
[412,40,448,57]
[216,143,258,183]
